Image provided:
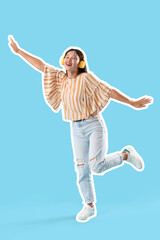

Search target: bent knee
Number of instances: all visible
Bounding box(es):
[89,157,99,173]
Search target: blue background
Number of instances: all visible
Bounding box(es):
[1,0,159,239]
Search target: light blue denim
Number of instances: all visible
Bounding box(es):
[70,116,124,204]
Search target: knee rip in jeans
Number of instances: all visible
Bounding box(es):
[77,159,85,166]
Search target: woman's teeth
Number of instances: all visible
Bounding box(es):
[66,63,72,66]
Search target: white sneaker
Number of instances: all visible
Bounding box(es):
[122,145,145,172]
[76,205,97,222]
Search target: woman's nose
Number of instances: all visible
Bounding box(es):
[67,58,72,62]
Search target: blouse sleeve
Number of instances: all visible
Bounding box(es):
[84,72,112,116]
[42,64,65,113]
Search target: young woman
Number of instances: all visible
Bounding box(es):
[8,35,153,223]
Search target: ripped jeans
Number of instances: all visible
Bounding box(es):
[70,116,124,204]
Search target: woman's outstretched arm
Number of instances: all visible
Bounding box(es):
[110,88,153,109]
[8,35,45,73]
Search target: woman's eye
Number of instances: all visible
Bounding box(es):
[65,56,76,60]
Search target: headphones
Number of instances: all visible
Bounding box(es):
[60,51,86,69]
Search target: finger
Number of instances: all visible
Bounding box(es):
[148,97,153,102]
[143,97,150,100]
[8,35,13,41]
[142,99,150,104]
[142,96,151,100]
[142,98,152,103]
[146,101,153,105]
[145,99,152,103]
[10,37,16,44]
[10,38,14,43]
[140,97,147,102]
[9,38,13,44]
[143,96,153,102]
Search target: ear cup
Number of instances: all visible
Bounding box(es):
[61,57,65,65]
[79,60,86,69]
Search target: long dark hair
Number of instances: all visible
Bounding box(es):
[64,48,88,76]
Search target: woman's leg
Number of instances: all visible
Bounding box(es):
[88,117,124,175]
[70,121,96,205]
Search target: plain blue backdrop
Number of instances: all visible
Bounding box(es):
[1,0,159,239]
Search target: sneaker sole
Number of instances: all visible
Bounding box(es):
[76,212,97,223]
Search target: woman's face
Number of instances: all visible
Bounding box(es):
[64,50,80,72]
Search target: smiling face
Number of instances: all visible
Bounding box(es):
[64,50,80,72]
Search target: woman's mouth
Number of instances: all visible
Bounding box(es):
[66,63,72,66]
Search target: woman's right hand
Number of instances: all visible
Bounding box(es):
[8,35,45,72]
[8,35,20,54]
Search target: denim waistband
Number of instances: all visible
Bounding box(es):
[73,116,100,122]
[73,119,86,122]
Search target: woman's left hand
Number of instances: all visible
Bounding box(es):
[130,96,153,109]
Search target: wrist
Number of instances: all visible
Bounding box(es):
[129,99,134,106]
[17,48,21,54]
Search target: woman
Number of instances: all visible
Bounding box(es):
[8,35,153,223]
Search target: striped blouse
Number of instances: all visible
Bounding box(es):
[42,64,112,122]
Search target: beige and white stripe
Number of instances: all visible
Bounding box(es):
[42,64,112,121]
